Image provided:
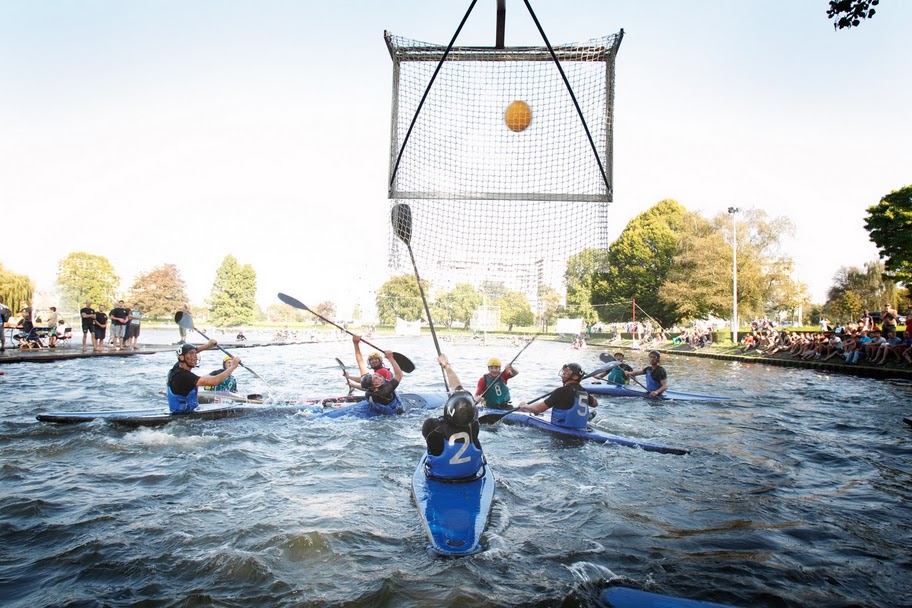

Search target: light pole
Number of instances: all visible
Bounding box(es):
[728,207,740,344]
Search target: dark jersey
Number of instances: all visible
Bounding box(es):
[543,381,595,410]
[167,364,200,397]
[365,378,400,406]
[110,307,129,325]
[80,307,95,329]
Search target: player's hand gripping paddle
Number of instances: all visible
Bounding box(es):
[174,311,271,387]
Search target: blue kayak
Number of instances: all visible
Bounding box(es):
[601,586,738,607]
[584,382,731,402]
[36,393,445,427]
[317,393,446,419]
[411,453,495,557]
[480,408,689,455]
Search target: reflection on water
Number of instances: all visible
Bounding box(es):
[2,339,911,607]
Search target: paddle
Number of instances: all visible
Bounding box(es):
[599,351,657,395]
[336,357,354,396]
[277,292,415,373]
[174,311,271,387]
[390,203,448,390]
[478,361,621,424]
[476,334,537,405]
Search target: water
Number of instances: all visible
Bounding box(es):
[2,339,911,607]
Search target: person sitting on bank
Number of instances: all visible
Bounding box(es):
[204,355,239,393]
[515,363,598,429]
[625,350,669,398]
[343,339,403,415]
[167,341,241,414]
[421,354,484,479]
[474,356,518,409]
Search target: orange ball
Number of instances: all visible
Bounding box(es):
[504,100,532,132]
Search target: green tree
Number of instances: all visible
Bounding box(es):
[593,199,689,327]
[0,263,35,313]
[268,303,306,323]
[496,290,534,331]
[565,248,608,325]
[658,212,730,322]
[433,283,482,329]
[208,255,257,326]
[127,264,189,319]
[864,185,912,290]
[537,284,562,332]
[825,260,895,314]
[376,274,426,325]
[57,252,120,311]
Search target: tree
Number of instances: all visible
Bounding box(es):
[376,274,426,325]
[827,0,879,30]
[208,255,257,326]
[496,290,534,331]
[433,283,482,329]
[592,199,689,327]
[57,252,120,311]
[315,301,337,322]
[658,212,731,322]
[127,264,189,319]
[0,263,34,313]
[865,185,912,290]
[825,260,895,315]
[268,303,306,323]
[565,248,608,325]
[537,284,563,332]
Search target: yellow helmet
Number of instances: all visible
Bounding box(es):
[223,355,232,363]
[487,357,501,367]
[368,352,382,361]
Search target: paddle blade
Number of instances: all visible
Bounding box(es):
[277,292,308,310]
[479,407,517,424]
[393,351,416,373]
[390,203,413,246]
[599,352,616,363]
[174,311,194,329]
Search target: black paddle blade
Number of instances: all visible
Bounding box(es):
[393,351,416,373]
[277,292,308,310]
[599,352,616,363]
[479,407,517,424]
[391,203,412,245]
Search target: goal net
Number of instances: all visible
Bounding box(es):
[385,29,623,311]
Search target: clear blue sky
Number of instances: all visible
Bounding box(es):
[2,0,910,315]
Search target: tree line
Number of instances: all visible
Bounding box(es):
[3,184,909,329]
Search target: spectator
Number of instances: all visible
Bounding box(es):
[80,300,95,350]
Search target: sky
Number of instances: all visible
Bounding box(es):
[2,0,910,317]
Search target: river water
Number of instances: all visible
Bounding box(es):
[1,337,911,607]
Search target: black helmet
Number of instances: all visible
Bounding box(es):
[360,373,373,390]
[177,343,197,358]
[444,392,477,426]
[562,363,584,377]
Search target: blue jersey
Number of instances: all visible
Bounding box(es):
[425,433,484,479]
[549,386,590,430]
[367,393,403,415]
[644,366,668,392]
[167,385,200,414]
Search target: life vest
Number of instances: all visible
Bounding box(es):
[482,374,511,407]
[425,431,484,479]
[167,385,200,414]
[645,368,662,392]
[367,392,403,416]
[550,387,590,430]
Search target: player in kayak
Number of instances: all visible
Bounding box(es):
[625,350,669,398]
[515,363,598,429]
[474,357,518,409]
[344,341,404,415]
[204,355,239,393]
[420,354,484,479]
[167,342,241,414]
